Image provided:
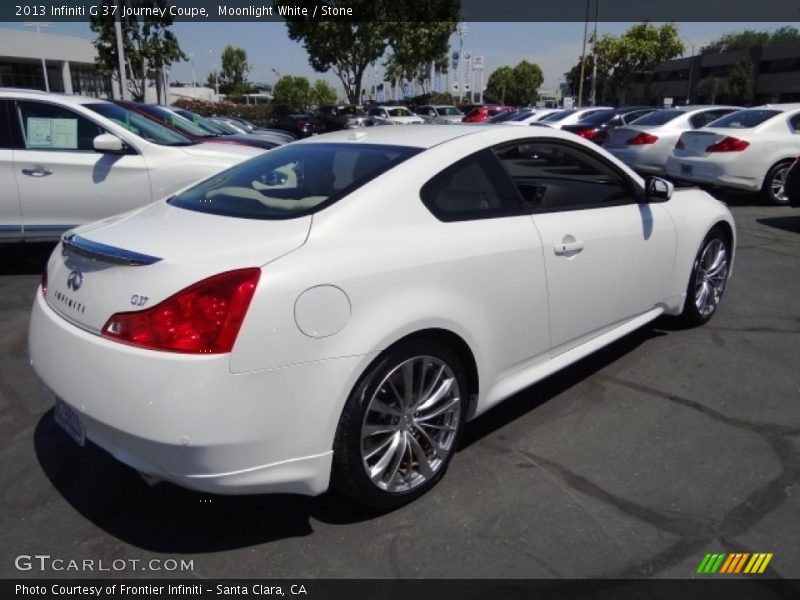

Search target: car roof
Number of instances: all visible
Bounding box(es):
[751,103,800,112]
[0,88,112,106]
[293,123,595,149]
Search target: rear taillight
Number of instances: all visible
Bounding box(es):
[675,139,685,150]
[706,137,750,152]
[41,267,47,296]
[627,132,659,145]
[102,268,260,354]
[576,127,599,140]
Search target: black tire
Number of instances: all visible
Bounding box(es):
[762,160,793,205]
[676,227,731,327]
[332,339,468,509]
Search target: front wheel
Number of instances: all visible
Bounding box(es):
[677,228,731,327]
[332,340,467,509]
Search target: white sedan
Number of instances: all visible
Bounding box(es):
[29,125,735,508]
[539,107,613,129]
[367,105,425,125]
[0,89,264,242]
[604,105,741,175]
[666,104,800,204]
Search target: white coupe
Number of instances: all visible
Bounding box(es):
[29,125,735,508]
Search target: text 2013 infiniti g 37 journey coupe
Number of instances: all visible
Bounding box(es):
[29,125,735,508]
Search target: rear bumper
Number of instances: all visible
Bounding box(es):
[29,290,364,495]
[606,147,667,175]
[665,156,762,192]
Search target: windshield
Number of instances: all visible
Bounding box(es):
[85,103,196,146]
[173,108,231,134]
[436,106,462,116]
[629,109,683,126]
[542,110,575,122]
[131,104,214,138]
[707,109,781,128]
[508,111,538,122]
[387,107,413,117]
[169,143,422,220]
[339,106,367,116]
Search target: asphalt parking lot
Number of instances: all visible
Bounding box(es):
[0,195,798,581]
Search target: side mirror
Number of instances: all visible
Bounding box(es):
[645,176,673,202]
[93,133,125,153]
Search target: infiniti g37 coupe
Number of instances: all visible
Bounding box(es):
[29,125,735,508]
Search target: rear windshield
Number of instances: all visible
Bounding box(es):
[436,106,462,116]
[575,109,616,124]
[707,109,781,128]
[168,143,422,220]
[387,107,413,117]
[542,110,575,122]
[629,109,683,126]
[488,110,522,122]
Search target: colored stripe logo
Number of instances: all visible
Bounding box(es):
[697,553,773,574]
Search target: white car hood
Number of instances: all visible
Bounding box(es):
[180,142,265,162]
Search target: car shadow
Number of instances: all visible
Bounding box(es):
[756,216,800,234]
[34,324,665,553]
[0,243,56,276]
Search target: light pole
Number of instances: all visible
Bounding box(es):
[589,0,599,106]
[456,22,468,103]
[684,39,696,105]
[577,0,590,108]
[187,53,197,97]
[24,22,51,92]
[204,48,218,98]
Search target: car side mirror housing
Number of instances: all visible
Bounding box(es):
[93,133,125,154]
[645,176,673,202]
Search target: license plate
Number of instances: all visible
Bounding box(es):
[54,397,85,446]
[681,164,693,175]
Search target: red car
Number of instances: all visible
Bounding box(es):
[462,104,516,123]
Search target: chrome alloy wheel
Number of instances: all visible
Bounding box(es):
[360,356,461,493]
[770,165,789,203]
[694,238,728,318]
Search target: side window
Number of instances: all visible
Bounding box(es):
[789,113,800,132]
[420,149,522,222]
[15,101,104,151]
[493,140,635,212]
[623,110,652,124]
[0,100,15,149]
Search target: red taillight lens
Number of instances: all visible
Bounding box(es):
[102,268,260,354]
[627,132,659,145]
[675,138,685,150]
[576,127,598,140]
[706,137,750,152]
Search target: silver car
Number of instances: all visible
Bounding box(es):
[414,105,464,124]
[604,105,742,175]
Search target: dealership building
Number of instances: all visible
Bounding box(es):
[0,28,114,97]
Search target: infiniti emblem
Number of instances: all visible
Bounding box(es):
[66,270,83,291]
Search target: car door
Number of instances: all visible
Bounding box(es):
[493,139,677,355]
[11,99,152,240]
[0,99,22,241]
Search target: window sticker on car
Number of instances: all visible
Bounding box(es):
[27,117,78,149]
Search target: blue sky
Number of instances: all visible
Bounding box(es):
[2,21,796,93]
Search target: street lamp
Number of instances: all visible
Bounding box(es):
[23,22,51,92]
[684,39,696,105]
[187,53,197,97]
[456,22,468,103]
[204,48,218,98]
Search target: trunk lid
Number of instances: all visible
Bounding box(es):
[674,129,730,157]
[45,201,310,334]
[604,127,643,148]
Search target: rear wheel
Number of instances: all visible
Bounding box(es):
[677,228,730,327]
[762,161,793,205]
[332,340,467,509]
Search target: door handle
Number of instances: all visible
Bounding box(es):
[554,239,584,256]
[22,166,54,177]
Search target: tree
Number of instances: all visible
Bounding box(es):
[696,77,724,103]
[311,79,338,106]
[219,45,251,96]
[485,61,543,106]
[700,27,800,54]
[89,0,186,102]
[384,22,453,95]
[587,22,683,105]
[280,0,459,104]
[727,60,755,105]
[273,75,312,109]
